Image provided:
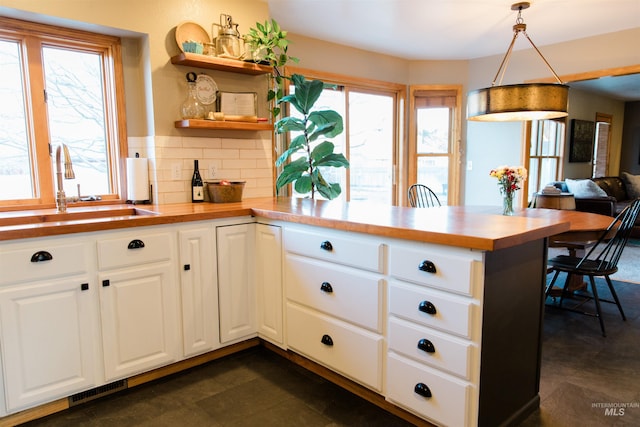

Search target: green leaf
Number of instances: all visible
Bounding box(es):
[314,153,350,168]
[275,116,305,134]
[307,122,337,142]
[317,182,342,199]
[311,141,334,161]
[275,157,308,191]
[291,74,323,115]
[275,135,307,166]
[294,175,312,194]
[308,111,343,138]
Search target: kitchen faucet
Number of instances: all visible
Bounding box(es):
[55,144,75,212]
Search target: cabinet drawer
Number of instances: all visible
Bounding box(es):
[387,353,475,427]
[286,303,383,391]
[388,317,476,381]
[0,240,89,285]
[389,281,477,339]
[284,227,383,272]
[389,243,481,296]
[286,254,383,332]
[97,231,173,270]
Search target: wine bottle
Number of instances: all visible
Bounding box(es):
[191,160,204,202]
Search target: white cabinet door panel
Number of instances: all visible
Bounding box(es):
[255,224,283,345]
[0,277,96,411]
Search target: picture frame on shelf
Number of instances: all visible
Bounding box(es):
[569,119,595,163]
[218,92,257,117]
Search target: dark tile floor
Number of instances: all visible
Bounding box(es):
[20,278,640,427]
[21,346,413,427]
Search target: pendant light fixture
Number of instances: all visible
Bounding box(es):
[467,2,569,122]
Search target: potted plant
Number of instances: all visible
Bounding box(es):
[245,19,298,117]
[275,74,349,200]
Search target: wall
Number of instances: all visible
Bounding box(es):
[621,101,640,175]
[563,89,626,179]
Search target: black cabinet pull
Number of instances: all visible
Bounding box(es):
[81,283,89,291]
[102,279,110,287]
[30,250,53,262]
[418,260,437,273]
[184,264,191,271]
[127,239,145,249]
[418,300,437,315]
[320,241,333,251]
[414,383,432,398]
[320,282,333,293]
[417,338,436,353]
[321,334,334,346]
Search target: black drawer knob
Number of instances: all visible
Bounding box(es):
[417,338,436,353]
[321,334,334,346]
[102,279,110,287]
[414,383,432,398]
[320,241,333,251]
[81,283,89,291]
[418,300,437,315]
[418,260,437,273]
[127,239,145,249]
[320,282,333,293]
[30,250,53,262]
[184,264,191,271]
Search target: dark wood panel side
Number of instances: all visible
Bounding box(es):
[478,238,548,427]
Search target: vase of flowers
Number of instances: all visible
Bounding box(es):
[490,165,527,216]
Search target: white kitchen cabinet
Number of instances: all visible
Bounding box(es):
[386,239,483,427]
[255,223,284,346]
[0,237,98,414]
[283,224,385,392]
[178,224,219,357]
[97,229,180,381]
[217,223,257,344]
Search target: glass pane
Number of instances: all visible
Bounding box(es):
[348,92,393,204]
[417,156,448,202]
[43,46,111,196]
[0,40,34,200]
[289,86,347,200]
[416,108,449,154]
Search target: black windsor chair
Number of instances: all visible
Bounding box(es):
[407,184,441,208]
[545,198,640,336]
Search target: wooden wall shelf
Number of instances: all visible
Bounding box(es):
[174,119,273,131]
[170,53,272,76]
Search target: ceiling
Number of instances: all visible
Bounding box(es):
[267,0,640,100]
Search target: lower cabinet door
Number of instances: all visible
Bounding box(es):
[387,353,476,427]
[286,303,383,391]
[99,263,179,381]
[0,277,97,412]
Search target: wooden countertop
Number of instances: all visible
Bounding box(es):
[0,198,571,251]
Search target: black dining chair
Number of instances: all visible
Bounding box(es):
[545,198,640,336]
[407,184,441,208]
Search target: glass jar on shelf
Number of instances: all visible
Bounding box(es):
[180,72,205,119]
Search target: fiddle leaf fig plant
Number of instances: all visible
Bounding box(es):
[245,19,299,117]
[275,74,349,200]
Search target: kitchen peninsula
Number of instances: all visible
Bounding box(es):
[0,198,569,426]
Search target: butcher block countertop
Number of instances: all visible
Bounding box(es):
[0,197,570,250]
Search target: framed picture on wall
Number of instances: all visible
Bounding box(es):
[569,119,595,163]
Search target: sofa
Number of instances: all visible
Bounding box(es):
[549,173,640,237]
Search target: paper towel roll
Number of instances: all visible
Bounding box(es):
[126,157,149,201]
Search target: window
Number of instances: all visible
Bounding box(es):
[525,119,566,201]
[284,67,404,205]
[408,87,462,205]
[0,17,127,209]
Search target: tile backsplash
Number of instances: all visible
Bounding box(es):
[128,135,273,204]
